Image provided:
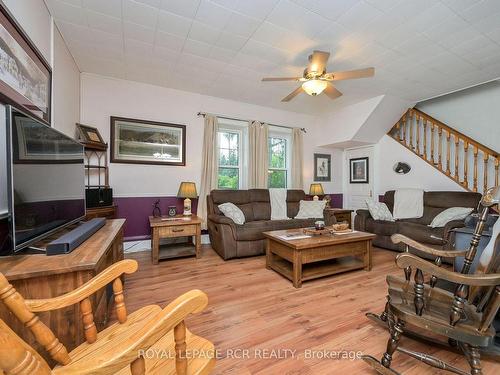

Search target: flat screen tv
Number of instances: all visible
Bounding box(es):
[5,106,85,252]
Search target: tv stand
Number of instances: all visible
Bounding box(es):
[23,246,46,254]
[0,219,125,366]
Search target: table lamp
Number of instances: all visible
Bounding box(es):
[177,182,197,216]
[309,183,324,201]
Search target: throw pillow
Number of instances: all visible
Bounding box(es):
[294,200,326,219]
[428,207,474,228]
[218,203,245,225]
[365,200,394,221]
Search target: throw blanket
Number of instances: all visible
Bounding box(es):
[270,188,289,220]
[393,188,424,220]
[479,218,500,269]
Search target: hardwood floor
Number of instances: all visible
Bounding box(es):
[123,246,499,374]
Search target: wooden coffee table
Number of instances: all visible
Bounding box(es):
[263,229,376,288]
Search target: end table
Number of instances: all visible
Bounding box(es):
[324,208,354,228]
[149,215,202,264]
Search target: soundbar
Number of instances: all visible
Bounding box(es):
[46,218,106,255]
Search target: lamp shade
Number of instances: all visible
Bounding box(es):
[177,182,197,198]
[302,79,327,96]
[309,183,324,196]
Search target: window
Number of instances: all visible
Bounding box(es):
[268,136,288,188]
[217,130,241,189]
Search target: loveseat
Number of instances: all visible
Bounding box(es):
[354,190,482,252]
[207,189,331,260]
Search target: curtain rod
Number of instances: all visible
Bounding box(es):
[197,112,306,133]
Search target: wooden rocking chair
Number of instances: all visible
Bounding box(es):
[0,259,215,375]
[363,187,500,375]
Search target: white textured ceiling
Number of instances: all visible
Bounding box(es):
[46,0,500,114]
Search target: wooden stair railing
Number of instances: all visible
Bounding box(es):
[388,108,499,193]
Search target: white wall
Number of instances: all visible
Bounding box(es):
[374,135,466,195]
[80,73,343,197]
[52,27,80,136]
[417,80,500,151]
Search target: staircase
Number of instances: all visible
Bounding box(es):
[388,108,499,193]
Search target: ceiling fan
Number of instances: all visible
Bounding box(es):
[261,50,375,102]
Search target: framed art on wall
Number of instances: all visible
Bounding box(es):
[349,157,369,183]
[110,116,186,166]
[0,4,51,123]
[76,123,106,149]
[314,153,331,182]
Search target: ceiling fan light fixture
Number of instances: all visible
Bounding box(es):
[302,79,327,96]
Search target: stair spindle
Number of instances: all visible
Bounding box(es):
[464,141,469,188]
[430,123,435,162]
[495,158,499,187]
[395,122,400,141]
[483,153,489,193]
[446,131,451,175]
[416,114,420,154]
[454,136,459,178]
[473,146,479,192]
[423,119,427,158]
[409,110,414,149]
[402,113,407,144]
[438,128,443,169]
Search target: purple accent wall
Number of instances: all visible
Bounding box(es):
[116,193,342,240]
[114,196,198,240]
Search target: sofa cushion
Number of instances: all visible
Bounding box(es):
[365,219,399,236]
[366,200,394,221]
[429,207,474,228]
[295,200,326,219]
[210,190,254,222]
[249,189,271,221]
[218,203,245,225]
[234,221,272,241]
[397,222,446,245]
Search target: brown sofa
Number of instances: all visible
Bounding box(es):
[354,190,482,253]
[207,189,332,260]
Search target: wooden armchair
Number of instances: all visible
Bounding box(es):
[363,187,500,375]
[0,259,215,375]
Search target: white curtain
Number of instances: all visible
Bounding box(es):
[248,121,269,188]
[198,115,219,229]
[291,128,304,189]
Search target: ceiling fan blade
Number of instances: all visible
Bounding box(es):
[324,83,342,100]
[262,77,302,82]
[325,67,375,81]
[308,50,330,75]
[281,86,304,102]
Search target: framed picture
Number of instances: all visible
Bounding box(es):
[110,116,186,166]
[314,153,331,181]
[76,123,106,149]
[0,4,51,123]
[349,157,369,183]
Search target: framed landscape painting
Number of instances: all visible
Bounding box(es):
[314,153,331,182]
[349,157,369,183]
[110,117,186,166]
[0,5,51,122]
